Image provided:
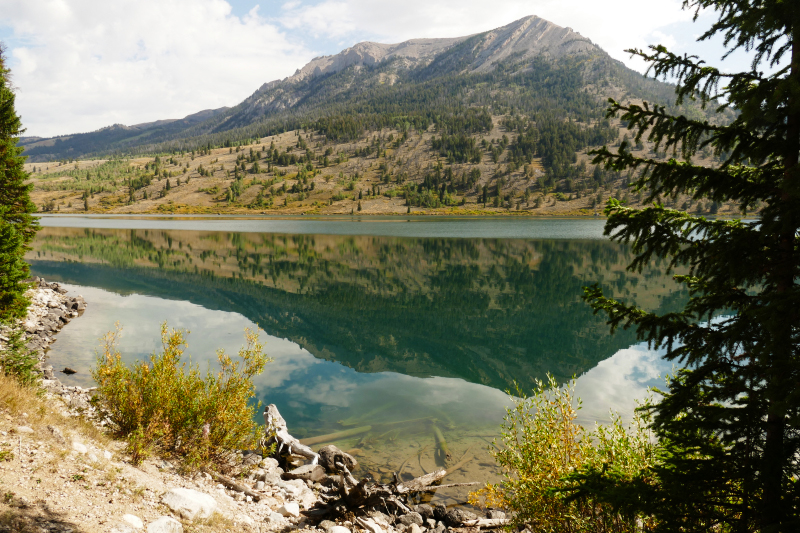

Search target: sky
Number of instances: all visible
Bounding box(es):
[0,0,762,138]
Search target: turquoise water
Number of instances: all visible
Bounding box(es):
[28,217,679,502]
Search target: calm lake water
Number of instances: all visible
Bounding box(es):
[28,215,681,504]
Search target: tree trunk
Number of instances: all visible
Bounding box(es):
[761,19,800,529]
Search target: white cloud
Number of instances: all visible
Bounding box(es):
[1,0,313,137]
[1,0,712,138]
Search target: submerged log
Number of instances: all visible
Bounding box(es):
[264,404,318,464]
[432,424,451,462]
[300,425,372,446]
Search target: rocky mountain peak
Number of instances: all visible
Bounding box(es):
[279,15,598,85]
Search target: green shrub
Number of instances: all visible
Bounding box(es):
[470,375,656,533]
[0,326,39,387]
[92,322,271,469]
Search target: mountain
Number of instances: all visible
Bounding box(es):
[20,15,680,162]
[20,107,229,162]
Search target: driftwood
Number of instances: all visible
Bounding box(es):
[264,404,319,464]
[396,469,446,493]
[304,467,478,521]
[462,519,511,528]
[203,468,266,502]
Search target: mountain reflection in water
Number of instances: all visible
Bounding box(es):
[26,225,684,498]
[29,227,685,393]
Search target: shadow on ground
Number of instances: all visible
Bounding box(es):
[0,496,87,533]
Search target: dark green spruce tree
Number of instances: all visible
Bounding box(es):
[569,1,799,531]
[0,45,38,323]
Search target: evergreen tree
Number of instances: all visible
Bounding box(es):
[0,45,38,323]
[570,1,800,530]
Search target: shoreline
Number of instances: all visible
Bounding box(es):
[18,277,86,387]
[0,282,500,533]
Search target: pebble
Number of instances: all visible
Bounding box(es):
[16,426,34,434]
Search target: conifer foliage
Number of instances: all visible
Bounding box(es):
[571,1,800,530]
[0,45,38,323]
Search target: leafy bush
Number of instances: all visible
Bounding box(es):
[92,322,270,468]
[0,326,39,387]
[0,327,38,385]
[470,376,656,533]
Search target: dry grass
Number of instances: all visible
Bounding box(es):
[0,372,110,449]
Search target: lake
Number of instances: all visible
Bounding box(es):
[27,215,681,505]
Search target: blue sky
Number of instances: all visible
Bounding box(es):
[0,0,769,138]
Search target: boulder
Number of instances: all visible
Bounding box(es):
[487,510,506,520]
[161,487,217,520]
[282,464,327,483]
[146,517,182,533]
[318,444,357,474]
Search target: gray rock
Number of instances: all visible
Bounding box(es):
[409,525,423,533]
[487,510,506,520]
[265,511,286,524]
[416,504,434,520]
[432,504,447,521]
[146,517,182,533]
[318,520,336,531]
[425,519,437,529]
[318,444,357,473]
[47,425,65,443]
[242,451,262,466]
[330,527,352,533]
[283,464,327,483]
[254,481,265,490]
[161,487,217,520]
[444,509,478,526]
[398,513,423,527]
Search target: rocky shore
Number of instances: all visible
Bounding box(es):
[0,281,505,533]
[15,277,86,381]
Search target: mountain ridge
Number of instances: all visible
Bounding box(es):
[20,15,620,161]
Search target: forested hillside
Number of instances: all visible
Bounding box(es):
[21,15,738,216]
